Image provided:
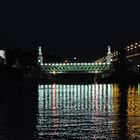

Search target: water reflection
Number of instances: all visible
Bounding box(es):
[127,85,140,139]
[138,83,140,95]
[36,83,140,139]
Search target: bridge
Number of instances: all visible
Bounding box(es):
[38,42,140,74]
[38,46,112,74]
[95,42,140,74]
[96,42,140,63]
[40,62,111,74]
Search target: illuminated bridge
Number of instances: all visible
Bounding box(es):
[38,42,140,74]
[40,62,111,74]
[96,42,140,63]
[38,46,112,74]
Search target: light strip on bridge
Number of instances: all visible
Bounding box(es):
[43,62,105,66]
[127,53,140,58]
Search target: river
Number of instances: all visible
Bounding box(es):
[0,80,140,140]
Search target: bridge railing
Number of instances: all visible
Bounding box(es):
[40,62,112,74]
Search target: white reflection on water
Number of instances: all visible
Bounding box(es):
[36,83,140,140]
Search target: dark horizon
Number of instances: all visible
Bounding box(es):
[1,0,140,58]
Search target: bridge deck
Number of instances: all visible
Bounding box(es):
[40,63,112,74]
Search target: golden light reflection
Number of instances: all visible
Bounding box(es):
[127,85,140,140]
[113,84,119,113]
[112,84,140,139]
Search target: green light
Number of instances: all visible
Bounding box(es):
[138,83,140,95]
[41,62,111,73]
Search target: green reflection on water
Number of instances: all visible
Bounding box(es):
[138,83,140,95]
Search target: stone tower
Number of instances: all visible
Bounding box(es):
[106,45,112,64]
[38,46,43,65]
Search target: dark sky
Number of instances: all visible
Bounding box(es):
[1,0,140,58]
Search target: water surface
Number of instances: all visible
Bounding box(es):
[1,81,140,139]
[35,83,140,140]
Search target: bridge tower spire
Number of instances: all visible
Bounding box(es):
[38,46,43,65]
[106,45,112,64]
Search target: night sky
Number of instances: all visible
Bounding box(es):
[1,0,140,58]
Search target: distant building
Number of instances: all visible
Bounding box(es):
[0,50,6,64]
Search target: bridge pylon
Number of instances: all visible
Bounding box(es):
[38,46,43,65]
[106,45,112,64]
